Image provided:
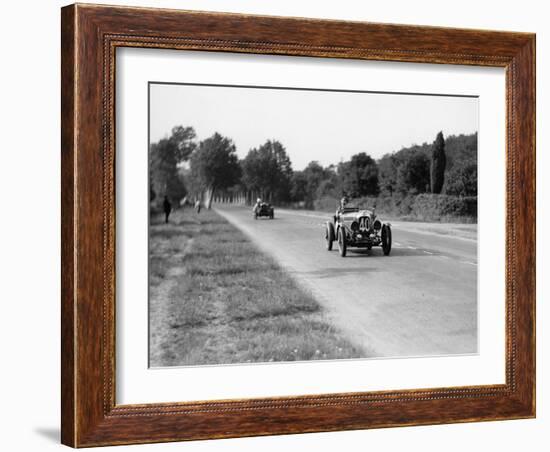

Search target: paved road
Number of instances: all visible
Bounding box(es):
[215,204,477,359]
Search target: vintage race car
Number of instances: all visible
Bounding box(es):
[325,206,392,257]
[253,202,274,219]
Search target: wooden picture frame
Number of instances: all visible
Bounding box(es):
[61,3,535,447]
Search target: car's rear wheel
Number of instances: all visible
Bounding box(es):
[325,222,335,250]
[382,225,392,256]
[338,227,347,257]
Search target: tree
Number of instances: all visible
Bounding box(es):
[316,174,341,199]
[396,151,430,194]
[443,132,477,172]
[444,159,477,197]
[300,161,331,207]
[339,152,379,198]
[430,131,446,194]
[378,153,399,197]
[289,163,343,207]
[241,140,293,203]
[374,132,476,197]
[169,126,199,161]
[289,161,335,208]
[149,126,197,205]
[189,133,241,209]
[290,170,308,203]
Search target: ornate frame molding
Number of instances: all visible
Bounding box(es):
[62,4,535,447]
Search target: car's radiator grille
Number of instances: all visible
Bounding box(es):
[359,216,370,230]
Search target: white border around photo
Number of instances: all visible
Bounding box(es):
[116,47,506,405]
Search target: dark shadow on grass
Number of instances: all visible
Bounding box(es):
[216,236,249,243]
[150,228,192,239]
[170,319,208,328]
[191,227,235,237]
[231,304,320,322]
[187,262,278,277]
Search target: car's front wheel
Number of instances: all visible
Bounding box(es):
[338,227,347,257]
[325,222,335,250]
[382,225,392,256]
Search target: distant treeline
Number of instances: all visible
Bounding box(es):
[149,126,477,220]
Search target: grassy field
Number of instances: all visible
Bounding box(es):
[149,208,363,367]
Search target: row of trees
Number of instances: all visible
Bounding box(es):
[149,126,478,210]
[150,128,296,209]
[286,131,477,208]
[376,131,477,199]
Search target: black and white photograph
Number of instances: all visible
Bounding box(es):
[0,0,543,449]
[148,82,479,367]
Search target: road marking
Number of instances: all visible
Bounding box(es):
[461,261,478,266]
[407,245,416,249]
[423,250,434,255]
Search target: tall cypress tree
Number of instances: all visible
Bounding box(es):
[430,131,446,194]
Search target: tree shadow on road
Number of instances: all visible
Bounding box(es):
[339,247,446,258]
[298,267,380,279]
[325,247,446,258]
[385,247,442,257]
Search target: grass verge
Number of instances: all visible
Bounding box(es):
[149,208,363,367]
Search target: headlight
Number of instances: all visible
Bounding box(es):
[351,221,359,232]
[373,220,382,231]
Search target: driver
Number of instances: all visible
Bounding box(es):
[338,196,349,212]
[253,197,262,212]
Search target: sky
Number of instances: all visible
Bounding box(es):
[149,83,478,171]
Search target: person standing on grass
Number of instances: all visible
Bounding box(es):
[195,198,201,214]
[163,195,172,223]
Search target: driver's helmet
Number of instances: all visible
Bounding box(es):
[340,196,349,208]
[257,198,262,203]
